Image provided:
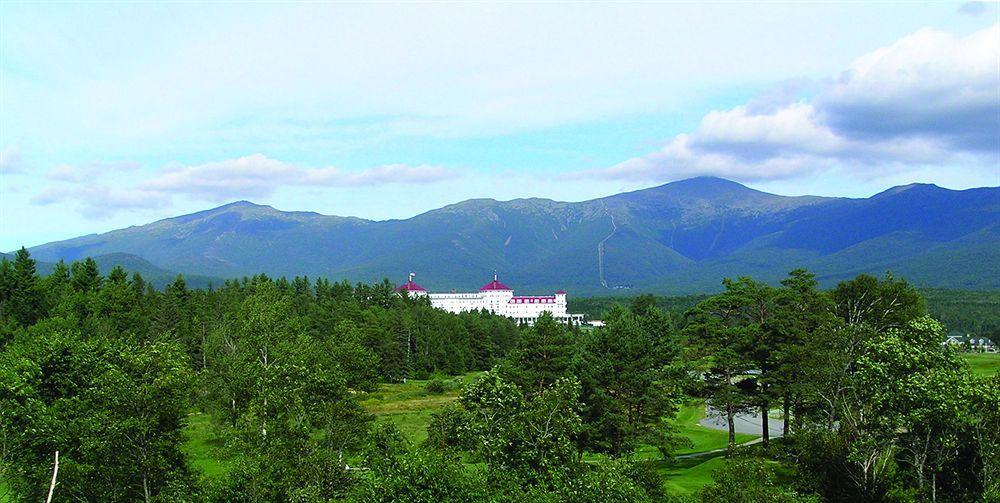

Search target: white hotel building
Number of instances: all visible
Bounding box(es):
[395,273,584,325]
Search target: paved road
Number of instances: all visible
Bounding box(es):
[699,406,784,438]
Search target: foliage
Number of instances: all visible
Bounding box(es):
[0,318,195,502]
[0,249,524,501]
[683,281,756,445]
[458,370,581,478]
[700,457,818,503]
[425,378,446,394]
[501,312,576,394]
[574,301,685,457]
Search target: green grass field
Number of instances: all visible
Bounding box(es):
[961,353,1000,377]
[662,453,728,495]
[580,400,756,496]
[0,478,13,503]
[180,411,233,482]
[359,373,480,445]
[673,402,757,455]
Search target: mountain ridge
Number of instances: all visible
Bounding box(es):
[18,177,1000,295]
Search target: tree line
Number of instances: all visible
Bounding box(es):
[1,247,997,502]
[571,288,1000,342]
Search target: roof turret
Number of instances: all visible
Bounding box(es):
[480,273,512,291]
[395,272,427,292]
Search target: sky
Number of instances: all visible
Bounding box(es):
[1,2,998,251]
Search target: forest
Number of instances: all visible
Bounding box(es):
[569,289,1000,341]
[1,247,997,502]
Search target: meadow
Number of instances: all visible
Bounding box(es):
[961,352,1000,377]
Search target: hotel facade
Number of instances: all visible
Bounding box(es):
[395,273,584,325]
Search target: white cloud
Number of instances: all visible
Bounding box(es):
[30,153,458,218]
[821,25,1000,152]
[44,160,141,182]
[139,154,456,201]
[0,148,25,174]
[579,24,1000,183]
[30,185,171,219]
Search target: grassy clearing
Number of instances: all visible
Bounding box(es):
[359,373,481,445]
[661,453,727,496]
[961,353,1000,377]
[580,400,754,495]
[181,412,232,481]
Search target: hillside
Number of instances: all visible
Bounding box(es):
[2,251,223,289]
[20,177,1000,294]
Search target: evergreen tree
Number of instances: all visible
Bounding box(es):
[504,312,576,394]
[8,247,43,327]
[771,269,836,435]
[575,304,684,457]
[0,257,13,330]
[684,285,755,445]
[70,257,102,293]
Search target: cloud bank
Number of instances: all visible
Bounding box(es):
[577,24,1000,183]
[140,154,454,201]
[33,154,456,218]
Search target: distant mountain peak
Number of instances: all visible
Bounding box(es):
[216,200,272,210]
[872,183,946,199]
[610,176,772,206]
[226,199,262,206]
[670,175,746,186]
[159,200,282,226]
[657,176,760,195]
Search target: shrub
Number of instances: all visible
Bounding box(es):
[425,379,446,394]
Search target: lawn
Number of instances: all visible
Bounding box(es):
[661,453,728,496]
[578,400,755,496]
[673,402,757,455]
[961,353,1000,377]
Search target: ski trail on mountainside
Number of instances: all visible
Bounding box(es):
[597,202,618,289]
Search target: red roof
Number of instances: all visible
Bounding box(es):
[556,290,566,295]
[395,280,426,292]
[479,279,512,291]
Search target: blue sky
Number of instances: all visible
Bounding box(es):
[1,2,998,250]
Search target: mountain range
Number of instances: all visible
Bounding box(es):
[17,177,1000,295]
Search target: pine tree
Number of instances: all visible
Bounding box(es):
[504,312,576,394]
[684,286,755,446]
[8,247,43,326]
[70,257,102,293]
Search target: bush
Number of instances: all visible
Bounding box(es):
[424,404,468,450]
[700,457,819,503]
[425,379,446,394]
